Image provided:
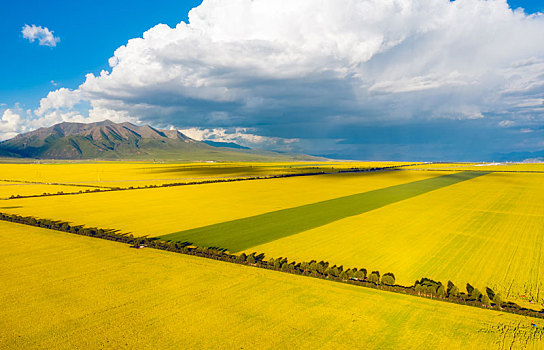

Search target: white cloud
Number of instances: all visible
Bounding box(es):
[35,88,82,116]
[180,127,298,150]
[88,105,138,124]
[0,109,87,141]
[498,120,515,127]
[21,24,60,47]
[0,101,108,141]
[0,109,23,140]
[12,0,544,158]
[515,98,544,108]
[36,0,542,124]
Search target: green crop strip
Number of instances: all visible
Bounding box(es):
[161,171,488,252]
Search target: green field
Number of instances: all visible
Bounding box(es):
[1,220,542,349]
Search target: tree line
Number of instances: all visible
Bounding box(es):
[4,164,409,200]
[1,211,542,320]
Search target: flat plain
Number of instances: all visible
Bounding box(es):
[1,162,543,314]
[0,181,101,199]
[0,168,440,237]
[161,171,485,250]
[247,171,544,308]
[405,162,544,172]
[0,161,411,188]
[1,220,542,349]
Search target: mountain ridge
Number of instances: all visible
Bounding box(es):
[0,120,312,161]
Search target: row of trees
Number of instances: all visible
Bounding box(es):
[9,188,104,199]
[5,165,409,200]
[1,211,542,319]
[6,174,309,200]
[337,163,420,173]
[413,278,505,308]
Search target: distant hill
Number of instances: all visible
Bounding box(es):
[489,149,544,163]
[202,140,251,150]
[0,120,315,161]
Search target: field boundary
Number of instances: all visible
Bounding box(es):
[1,164,414,200]
[405,168,544,174]
[1,211,543,321]
[161,171,488,251]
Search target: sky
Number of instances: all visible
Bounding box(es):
[2,0,544,161]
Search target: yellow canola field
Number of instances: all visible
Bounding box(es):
[0,161,414,188]
[405,162,544,172]
[403,162,479,169]
[455,163,544,172]
[0,162,277,188]
[0,182,100,199]
[1,221,540,349]
[249,172,544,307]
[0,170,441,237]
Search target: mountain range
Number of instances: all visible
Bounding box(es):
[0,120,312,161]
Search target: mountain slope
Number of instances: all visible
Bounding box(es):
[0,120,312,161]
[203,140,251,150]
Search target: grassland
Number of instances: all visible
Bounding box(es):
[0,170,441,237]
[1,221,542,349]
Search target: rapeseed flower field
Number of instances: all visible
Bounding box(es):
[1,221,541,349]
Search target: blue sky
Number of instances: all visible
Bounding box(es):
[508,0,544,13]
[2,0,544,161]
[0,0,202,107]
